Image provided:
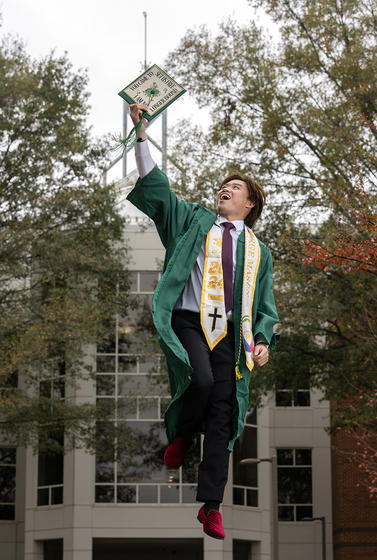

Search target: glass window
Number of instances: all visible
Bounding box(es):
[182,485,197,503]
[95,420,200,504]
[37,359,65,507]
[37,431,63,506]
[97,334,116,354]
[96,356,115,373]
[40,379,52,398]
[276,390,293,407]
[52,378,65,399]
[37,488,49,507]
[278,467,312,503]
[0,448,16,464]
[118,321,138,354]
[246,489,258,507]
[0,505,15,519]
[94,272,197,505]
[233,426,258,487]
[160,397,170,418]
[0,447,16,520]
[233,408,258,507]
[2,370,18,388]
[43,539,63,560]
[39,377,65,400]
[297,505,313,521]
[0,467,15,503]
[117,485,136,503]
[294,390,310,407]
[37,449,63,484]
[276,389,311,407]
[139,485,158,503]
[277,448,312,521]
[295,449,312,465]
[117,375,143,396]
[275,380,310,407]
[51,486,63,505]
[181,440,200,484]
[95,458,114,483]
[96,375,115,396]
[116,421,169,484]
[138,398,159,419]
[139,271,159,292]
[139,357,158,374]
[117,397,137,419]
[233,487,245,506]
[96,397,116,418]
[95,485,114,503]
[278,505,294,521]
[233,540,252,560]
[118,355,137,373]
[97,317,116,354]
[277,449,293,465]
[160,484,179,503]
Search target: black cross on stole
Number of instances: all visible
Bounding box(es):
[208,307,223,332]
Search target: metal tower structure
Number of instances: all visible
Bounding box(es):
[105,12,168,184]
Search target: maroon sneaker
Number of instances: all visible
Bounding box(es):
[197,505,226,540]
[163,437,191,469]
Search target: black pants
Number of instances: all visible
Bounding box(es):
[172,309,236,503]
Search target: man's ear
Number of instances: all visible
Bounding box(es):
[246,200,255,210]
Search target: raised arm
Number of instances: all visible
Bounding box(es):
[126,104,199,247]
[129,103,155,178]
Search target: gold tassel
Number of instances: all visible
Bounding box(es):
[235,363,243,380]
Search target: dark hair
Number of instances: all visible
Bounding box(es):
[220,172,266,228]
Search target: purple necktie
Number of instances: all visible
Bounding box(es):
[222,222,235,313]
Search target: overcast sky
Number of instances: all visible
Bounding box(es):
[1,0,273,179]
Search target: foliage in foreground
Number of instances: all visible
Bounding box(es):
[0,34,129,454]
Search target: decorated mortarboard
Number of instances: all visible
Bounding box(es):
[118,64,186,150]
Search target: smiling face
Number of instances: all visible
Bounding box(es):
[216,179,255,222]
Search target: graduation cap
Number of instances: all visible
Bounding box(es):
[118,64,186,149]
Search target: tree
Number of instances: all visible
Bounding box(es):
[304,158,377,496]
[0,34,130,454]
[164,0,377,491]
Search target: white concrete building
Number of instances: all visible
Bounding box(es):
[0,181,333,560]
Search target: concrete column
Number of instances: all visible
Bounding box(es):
[64,529,92,560]
[203,534,227,560]
[62,446,93,560]
[252,539,272,560]
[63,349,95,560]
[24,537,43,560]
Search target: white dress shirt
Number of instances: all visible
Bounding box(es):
[175,217,243,319]
[134,140,244,320]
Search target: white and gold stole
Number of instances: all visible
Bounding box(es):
[200,223,261,374]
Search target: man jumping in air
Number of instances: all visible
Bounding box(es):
[127,103,279,540]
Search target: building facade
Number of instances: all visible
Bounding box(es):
[0,184,334,560]
[331,412,377,559]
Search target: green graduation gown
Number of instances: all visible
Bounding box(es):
[127,164,279,451]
